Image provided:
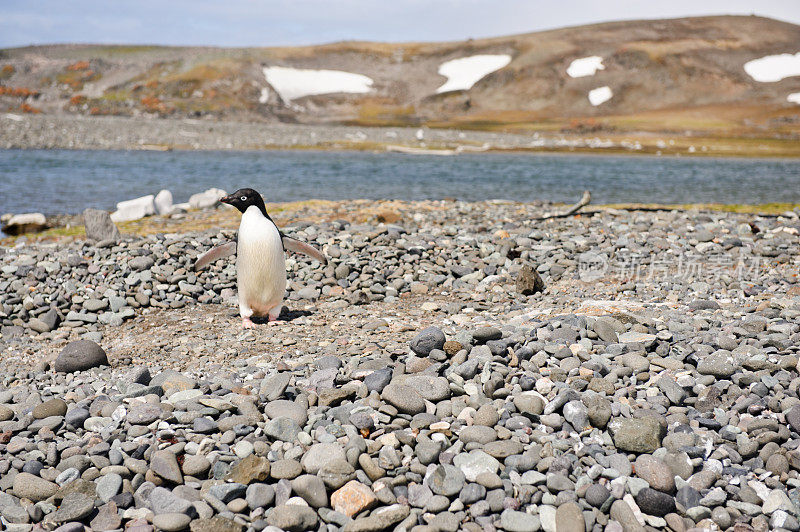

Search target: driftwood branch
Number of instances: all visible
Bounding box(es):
[535,190,591,220]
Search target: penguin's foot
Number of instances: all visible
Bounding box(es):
[268,314,279,323]
[242,317,255,329]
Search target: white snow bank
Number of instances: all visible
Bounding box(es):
[567,56,605,78]
[744,53,800,82]
[588,86,613,106]
[788,92,800,104]
[263,66,373,102]
[436,54,511,94]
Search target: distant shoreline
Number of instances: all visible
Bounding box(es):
[2,114,800,158]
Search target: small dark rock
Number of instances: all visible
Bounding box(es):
[635,487,676,517]
[517,263,545,295]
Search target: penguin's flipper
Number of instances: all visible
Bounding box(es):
[194,241,237,270]
[282,236,327,264]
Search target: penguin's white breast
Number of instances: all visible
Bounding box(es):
[236,206,286,308]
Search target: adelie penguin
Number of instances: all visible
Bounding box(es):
[194,188,326,328]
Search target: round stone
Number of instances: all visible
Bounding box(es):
[585,484,611,508]
[54,340,108,372]
[634,487,676,517]
[301,443,346,474]
[381,383,425,415]
[410,326,446,356]
[427,464,465,496]
[33,398,68,419]
[152,513,191,532]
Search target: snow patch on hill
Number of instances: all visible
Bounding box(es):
[436,55,511,94]
[567,56,605,78]
[589,86,613,106]
[263,66,374,102]
[744,53,800,82]
[789,92,800,105]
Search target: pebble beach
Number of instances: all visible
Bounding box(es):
[1,198,800,532]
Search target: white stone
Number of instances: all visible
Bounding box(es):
[189,188,226,209]
[623,493,647,525]
[539,504,557,532]
[520,470,547,485]
[123,508,153,521]
[285,496,309,507]
[772,510,791,529]
[234,440,254,458]
[111,195,155,222]
[453,450,500,482]
[763,489,797,514]
[167,389,202,403]
[154,189,174,215]
[535,378,553,395]
[618,331,657,346]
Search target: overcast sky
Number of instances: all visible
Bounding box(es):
[2,1,799,48]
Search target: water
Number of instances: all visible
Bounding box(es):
[1,149,798,216]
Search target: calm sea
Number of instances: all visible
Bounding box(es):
[1,149,799,216]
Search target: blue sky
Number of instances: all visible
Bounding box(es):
[2,1,799,48]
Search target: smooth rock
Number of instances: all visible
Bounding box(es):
[54,339,108,372]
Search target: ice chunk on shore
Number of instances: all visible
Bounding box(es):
[744,52,800,82]
[189,188,227,210]
[111,195,155,222]
[788,92,800,105]
[588,86,613,106]
[155,190,173,215]
[436,54,511,93]
[264,66,373,102]
[567,56,605,78]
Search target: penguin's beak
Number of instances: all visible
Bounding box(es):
[219,194,234,205]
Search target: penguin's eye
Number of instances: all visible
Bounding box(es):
[240,195,247,201]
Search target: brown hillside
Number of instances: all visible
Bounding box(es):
[1,15,799,137]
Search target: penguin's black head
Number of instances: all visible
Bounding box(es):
[220,188,268,216]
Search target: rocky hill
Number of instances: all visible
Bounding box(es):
[1,15,799,137]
